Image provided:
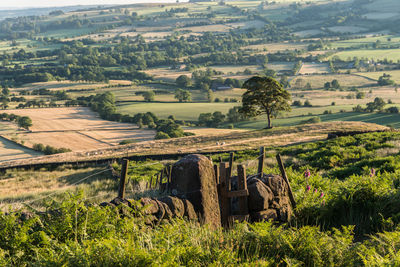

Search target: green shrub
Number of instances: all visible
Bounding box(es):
[154,131,170,139]
[299,116,321,124]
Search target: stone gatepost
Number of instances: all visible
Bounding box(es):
[170,154,221,229]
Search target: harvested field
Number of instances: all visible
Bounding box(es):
[0,123,41,162]
[2,107,155,151]
[298,63,330,74]
[0,136,41,162]
[143,67,192,81]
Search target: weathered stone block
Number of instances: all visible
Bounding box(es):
[170,154,221,229]
[159,196,185,217]
[247,178,274,212]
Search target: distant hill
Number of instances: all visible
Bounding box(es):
[0,6,100,21]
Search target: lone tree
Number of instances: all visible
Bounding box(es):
[240,76,291,128]
[174,88,191,102]
[17,116,32,130]
[143,91,155,102]
[366,97,386,112]
[176,75,192,88]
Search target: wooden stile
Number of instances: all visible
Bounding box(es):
[149,175,153,190]
[219,162,230,227]
[237,164,249,215]
[228,152,234,179]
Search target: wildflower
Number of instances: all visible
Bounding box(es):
[370,168,376,177]
[314,188,318,193]
[320,192,324,198]
[304,168,311,178]
[306,185,311,192]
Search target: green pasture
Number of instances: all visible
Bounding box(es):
[365,0,400,12]
[356,70,400,83]
[36,26,97,39]
[232,110,400,130]
[330,35,400,49]
[330,49,400,62]
[290,74,374,88]
[117,102,239,121]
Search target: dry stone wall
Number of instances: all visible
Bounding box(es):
[101,154,293,227]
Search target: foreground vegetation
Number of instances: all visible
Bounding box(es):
[1,131,400,265]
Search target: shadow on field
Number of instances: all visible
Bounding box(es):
[320,112,400,128]
[58,168,113,186]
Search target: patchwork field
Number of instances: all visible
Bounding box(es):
[2,107,156,151]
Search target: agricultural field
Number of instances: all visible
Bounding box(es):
[330,49,400,62]
[0,125,41,162]
[117,102,240,121]
[2,107,155,151]
[356,70,400,84]
[243,42,308,53]
[298,63,330,74]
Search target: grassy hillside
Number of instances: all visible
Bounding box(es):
[3,130,400,265]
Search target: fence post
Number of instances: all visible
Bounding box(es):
[258,147,265,178]
[237,164,248,215]
[167,164,172,193]
[219,162,230,227]
[276,154,296,209]
[118,159,129,198]
[228,152,234,179]
[159,168,165,191]
[214,164,220,185]
[157,173,161,190]
[149,175,153,190]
